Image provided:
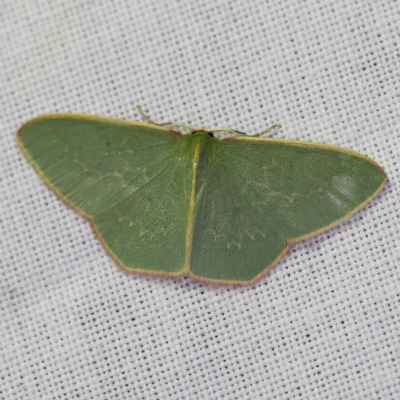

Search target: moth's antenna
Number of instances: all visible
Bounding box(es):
[137,106,158,125]
[254,124,280,137]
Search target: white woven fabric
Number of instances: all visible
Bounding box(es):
[1,1,399,399]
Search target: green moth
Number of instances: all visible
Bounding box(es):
[17,110,386,284]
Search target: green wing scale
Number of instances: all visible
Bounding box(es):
[18,114,386,284]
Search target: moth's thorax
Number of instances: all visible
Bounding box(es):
[192,130,214,137]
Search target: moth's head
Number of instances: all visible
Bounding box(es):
[162,123,245,140]
[137,107,247,140]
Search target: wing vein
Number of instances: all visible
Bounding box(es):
[95,155,179,218]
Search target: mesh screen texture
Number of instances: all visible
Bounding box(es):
[1,1,399,399]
